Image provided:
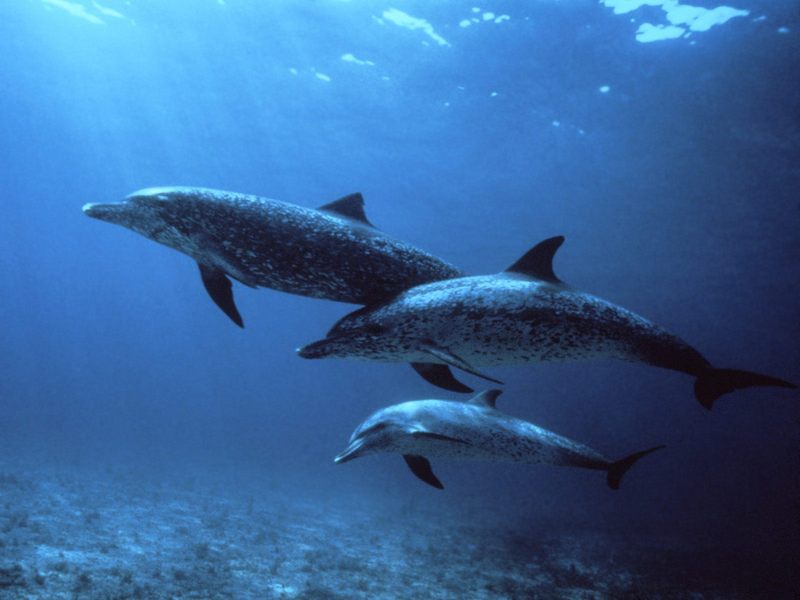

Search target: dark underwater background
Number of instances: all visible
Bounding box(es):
[1,1,798,598]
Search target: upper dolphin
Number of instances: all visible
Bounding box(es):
[83,187,463,327]
[299,236,796,410]
[335,389,664,490]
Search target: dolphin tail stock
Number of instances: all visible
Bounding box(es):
[606,445,665,490]
[694,368,796,411]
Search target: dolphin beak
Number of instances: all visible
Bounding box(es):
[82,202,124,223]
[297,338,337,359]
[334,438,366,464]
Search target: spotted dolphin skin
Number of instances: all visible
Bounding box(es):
[299,236,796,410]
[83,187,462,327]
[335,390,664,490]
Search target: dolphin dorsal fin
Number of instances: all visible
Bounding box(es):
[504,236,565,284]
[319,193,374,227]
[468,389,503,408]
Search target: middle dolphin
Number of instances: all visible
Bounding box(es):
[335,389,664,490]
[299,236,796,409]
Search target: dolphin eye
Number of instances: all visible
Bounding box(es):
[359,423,387,437]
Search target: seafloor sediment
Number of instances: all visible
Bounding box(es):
[0,462,774,599]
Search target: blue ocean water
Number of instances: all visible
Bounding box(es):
[1,1,798,597]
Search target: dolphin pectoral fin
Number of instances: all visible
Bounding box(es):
[694,368,797,410]
[606,445,665,490]
[411,363,474,393]
[504,235,565,284]
[419,345,504,386]
[402,455,444,490]
[410,431,470,445]
[198,263,244,328]
[318,193,375,228]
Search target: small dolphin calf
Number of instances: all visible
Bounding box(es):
[83,187,462,327]
[336,390,663,490]
[300,236,795,409]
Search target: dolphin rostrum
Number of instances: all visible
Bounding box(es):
[83,187,462,327]
[299,236,795,409]
[335,390,664,490]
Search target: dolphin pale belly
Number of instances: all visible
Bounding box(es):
[83,187,462,327]
[299,236,796,409]
[335,390,664,490]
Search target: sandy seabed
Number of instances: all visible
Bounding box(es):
[0,461,781,599]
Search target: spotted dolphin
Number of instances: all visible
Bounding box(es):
[83,187,463,327]
[335,389,664,490]
[299,236,795,409]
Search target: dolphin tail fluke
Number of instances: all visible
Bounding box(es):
[606,445,665,490]
[694,368,796,410]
